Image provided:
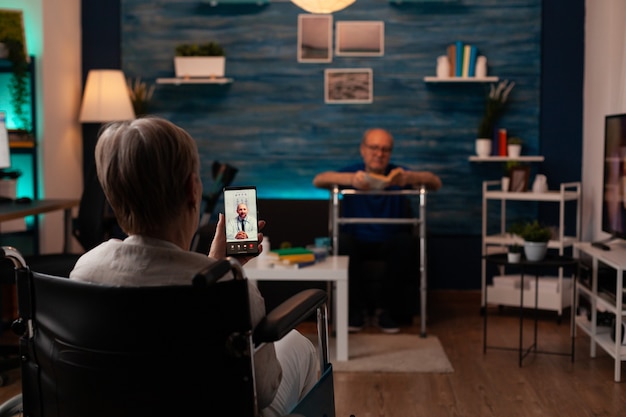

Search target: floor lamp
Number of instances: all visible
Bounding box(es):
[78,69,135,187]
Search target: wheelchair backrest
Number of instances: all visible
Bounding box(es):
[15,267,258,417]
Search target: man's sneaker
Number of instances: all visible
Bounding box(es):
[348,311,367,333]
[374,309,400,334]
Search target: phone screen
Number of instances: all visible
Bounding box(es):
[223,186,260,257]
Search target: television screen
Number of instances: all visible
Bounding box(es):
[602,113,626,239]
[0,111,11,170]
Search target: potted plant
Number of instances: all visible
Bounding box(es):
[507,136,523,158]
[476,80,515,146]
[126,77,155,117]
[0,10,30,132]
[511,220,552,261]
[174,42,226,79]
[507,243,522,263]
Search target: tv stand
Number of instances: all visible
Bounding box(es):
[575,241,626,381]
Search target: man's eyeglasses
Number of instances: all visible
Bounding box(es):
[363,144,393,154]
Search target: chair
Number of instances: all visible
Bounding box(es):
[1,246,338,417]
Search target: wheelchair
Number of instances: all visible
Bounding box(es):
[0,245,340,417]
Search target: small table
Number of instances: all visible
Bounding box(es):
[244,255,349,361]
[0,199,80,253]
[483,253,578,366]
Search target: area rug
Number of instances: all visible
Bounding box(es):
[308,333,454,373]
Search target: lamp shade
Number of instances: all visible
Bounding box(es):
[290,0,355,14]
[79,69,135,122]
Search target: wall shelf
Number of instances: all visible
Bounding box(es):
[156,77,233,85]
[469,155,545,162]
[424,76,499,83]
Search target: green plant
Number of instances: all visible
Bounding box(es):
[126,77,155,117]
[508,243,522,253]
[175,42,225,57]
[0,10,30,131]
[503,159,522,176]
[477,79,515,139]
[510,220,552,243]
[508,137,523,145]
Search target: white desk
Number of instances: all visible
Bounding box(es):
[244,255,349,361]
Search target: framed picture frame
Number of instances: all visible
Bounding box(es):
[335,21,384,57]
[509,166,531,192]
[297,14,332,63]
[324,68,373,104]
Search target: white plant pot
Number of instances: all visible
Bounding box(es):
[507,252,521,263]
[523,241,548,261]
[174,56,225,78]
[475,138,492,157]
[507,144,522,158]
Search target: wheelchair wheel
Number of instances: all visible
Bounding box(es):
[0,394,23,417]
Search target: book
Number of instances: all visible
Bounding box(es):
[454,41,463,77]
[462,44,471,77]
[468,45,478,77]
[363,172,389,190]
[446,44,456,77]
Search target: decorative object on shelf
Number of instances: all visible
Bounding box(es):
[475,138,492,157]
[0,9,30,131]
[79,69,136,123]
[477,79,515,141]
[174,42,226,79]
[511,220,552,261]
[501,176,510,191]
[509,164,530,192]
[475,55,487,78]
[507,136,523,158]
[507,243,522,263]
[498,128,507,156]
[290,0,355,14]
[436,55,450,78]
[531,174,548,193]
[126,77,155,117]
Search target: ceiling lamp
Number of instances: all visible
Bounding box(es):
[290,0,356,14]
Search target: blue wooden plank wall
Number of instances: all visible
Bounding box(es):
[121,0,541,235]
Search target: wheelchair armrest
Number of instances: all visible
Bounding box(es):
[253,289,327,345]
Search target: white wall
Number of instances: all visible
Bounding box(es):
[0,0,82,254]
[582,0,626,242]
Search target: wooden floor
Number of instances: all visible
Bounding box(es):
[1,290,625,416]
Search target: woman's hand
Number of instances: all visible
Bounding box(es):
[208,213,227,260]
[208,214,266,266]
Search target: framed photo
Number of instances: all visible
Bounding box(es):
[335,21,384,57]
[325,68,373,104]
[297,14,332,63]
[509,166,531,192]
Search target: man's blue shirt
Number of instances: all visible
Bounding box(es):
[338,162,412,242]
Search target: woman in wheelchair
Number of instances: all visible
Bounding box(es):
[69,117,319,417]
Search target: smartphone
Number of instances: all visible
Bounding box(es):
[223,185,260,257]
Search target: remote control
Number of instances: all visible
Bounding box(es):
[591,241,611,251]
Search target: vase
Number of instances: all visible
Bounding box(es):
[475,138,492,157]
[507,252,521,263]
[523,241,548,262]
[507,144,521,158]
[501,176,510,191]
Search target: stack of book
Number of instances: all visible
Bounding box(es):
[268,247,318,268]
[446,41,479,78]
